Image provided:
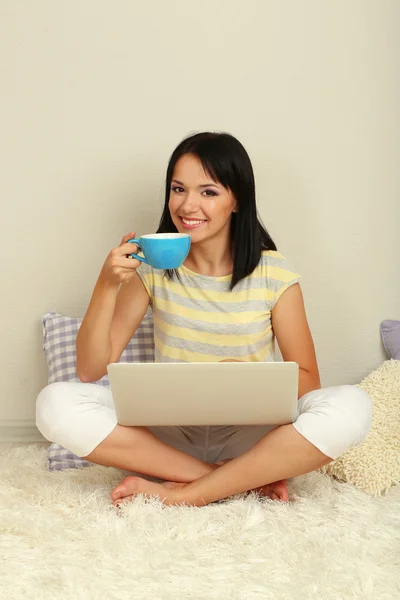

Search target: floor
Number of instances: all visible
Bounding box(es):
[0,441,50,451]
[2,441,399,599]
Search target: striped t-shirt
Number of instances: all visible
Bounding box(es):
[136,250,300,363]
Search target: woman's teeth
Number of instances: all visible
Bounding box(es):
[181,218,206,226]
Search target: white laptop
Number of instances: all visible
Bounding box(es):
[107,362,299,426]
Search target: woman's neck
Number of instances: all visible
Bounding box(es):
[183,238,233,277]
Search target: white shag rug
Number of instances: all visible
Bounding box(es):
[1,445,399,600]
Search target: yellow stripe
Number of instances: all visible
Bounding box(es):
[153,313,272,347]
[154,297,270,323]
[155,335,274,362]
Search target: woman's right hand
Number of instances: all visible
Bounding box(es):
[100,231,142,286]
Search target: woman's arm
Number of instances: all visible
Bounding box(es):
[76,272,150,382]
[271,283,321,399]
[76,232,149,382]
[76,273,120,382]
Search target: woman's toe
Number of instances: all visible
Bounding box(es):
[114,494,134,507]
[274,480,289,502]
[111,476,140,501]
[256,479,289,502]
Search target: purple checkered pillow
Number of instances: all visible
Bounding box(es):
[380,320,400,360]
[42,310,154,471]
[42,310,154,386]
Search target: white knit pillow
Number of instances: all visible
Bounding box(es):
[319,360,400,496]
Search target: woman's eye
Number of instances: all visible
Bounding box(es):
[202,189,217,197]
[171,186,184,193]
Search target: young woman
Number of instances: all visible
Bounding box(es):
[36,132,372,507]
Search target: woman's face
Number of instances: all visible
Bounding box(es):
[168,153,237,244]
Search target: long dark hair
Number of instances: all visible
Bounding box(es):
[157,132,277,290]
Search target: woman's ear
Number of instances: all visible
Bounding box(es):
[231,192,238,213]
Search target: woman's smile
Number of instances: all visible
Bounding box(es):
[179,216,208,229]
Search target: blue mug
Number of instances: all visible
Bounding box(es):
[128,233,191,269]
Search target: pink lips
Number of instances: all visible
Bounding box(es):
[179,217,207,229]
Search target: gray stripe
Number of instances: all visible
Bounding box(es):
[266,275,300,296]
[172,271,232,292]
[153,285,267,313]
[171,270,298,295]
[154,328,271,358]
[174,271,268,293]
[155,308,270,336]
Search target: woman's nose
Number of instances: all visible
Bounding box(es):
[181,192,199,212]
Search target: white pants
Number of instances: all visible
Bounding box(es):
[36,382,372,463]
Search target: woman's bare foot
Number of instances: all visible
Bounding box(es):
[111,476,183,506]
[111,460,289,507]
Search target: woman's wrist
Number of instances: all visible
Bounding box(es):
[96,269,121,293]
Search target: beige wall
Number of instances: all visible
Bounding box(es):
[0,1,399,434]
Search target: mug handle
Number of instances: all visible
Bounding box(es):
[127,238,150,265]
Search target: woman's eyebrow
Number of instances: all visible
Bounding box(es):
[172,179,219,188]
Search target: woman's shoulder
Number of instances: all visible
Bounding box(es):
[259,249,298,269]
[260,249,286,261]
[256,249,301,281]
